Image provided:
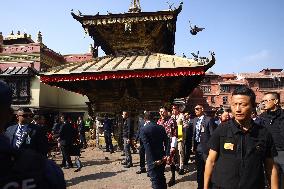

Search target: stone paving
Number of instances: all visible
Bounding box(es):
[54,147,198,189]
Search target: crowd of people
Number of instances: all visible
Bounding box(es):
[118,86,284,189]
[1,79,284,189]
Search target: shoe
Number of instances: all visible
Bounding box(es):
[147,173,150,177]
[136,168,146,174]
[59,164,66,168]
[121,153,125,156]
[168,178,175,187]
[121,161,127,165]
[110,150,114,154]
[74,167,82,172]
[105,149,110,152]
[178,169,185,175]
[175,165,180,171]
[123,164,133,168]
[132,150,137,154]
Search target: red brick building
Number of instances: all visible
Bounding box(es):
[195,69,284,112]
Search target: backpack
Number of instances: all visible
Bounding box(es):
[0,149,50,189]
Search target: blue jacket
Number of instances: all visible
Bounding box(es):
[103,118,113,133]
[140,121,168,167]
[0,134,66,189]
[192,115,215,155]
[5,123,48,156]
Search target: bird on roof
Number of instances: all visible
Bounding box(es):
[77,10,82,16]
[166,1,174,10]
[191,51,199,58]
[189,21,205,35]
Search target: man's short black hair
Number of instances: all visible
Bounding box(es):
[144,111,155,121]
[17,107,32,113]
[264,92,280,102]
[159,106,170,112]
[232,86,256,107]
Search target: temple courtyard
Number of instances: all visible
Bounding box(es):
[54,146,198,189]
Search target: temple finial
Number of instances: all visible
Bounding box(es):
[129,0,141,13]
[37,31,42,43]
[89,44,94,54]
[0,32,3,45]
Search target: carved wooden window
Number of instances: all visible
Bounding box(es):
[220,85,230,93]
[200,86,211,94]
[5,78,31,104]
[8,82,17,98]
[223,96,228,105]
[259,78,283,89]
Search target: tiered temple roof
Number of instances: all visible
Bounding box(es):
[71,2,183,56]
[40,1,215,112]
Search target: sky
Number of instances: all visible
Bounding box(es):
[0,0,283,74]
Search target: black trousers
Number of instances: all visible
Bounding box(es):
[104,131,113,151]
[123,138,132,165]
[79,132,87,147]
[139,139,145,169]
[196,151,205,189]
[61,145,73,167]
[148,164,167,189]
[183,127,192,163]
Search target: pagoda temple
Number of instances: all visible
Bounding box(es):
[40,0,215,115]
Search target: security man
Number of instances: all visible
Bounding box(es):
[204,86,279,189]
[260,92,284,188]
[192,104,215,189]
[140,111,168,189]
[0,80,66,189]
[122,111,134,168]
[5,107,48,156]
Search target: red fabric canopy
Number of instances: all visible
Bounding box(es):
[40,68,205,83]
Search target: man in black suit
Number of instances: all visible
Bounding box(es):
[192,104,215,189]
[135,114,146,174]
[103,114,114,153]
[0,81,66,189]
[5,107,48,157]
[122,111,134,168]
[141,111,168,189]
[56,115,76,169]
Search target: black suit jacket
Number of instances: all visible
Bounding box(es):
[55,122,76,146]
[192,115,215,155]
[140,121,168,167]
[5,123,48,156]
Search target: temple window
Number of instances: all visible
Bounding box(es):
[200,86,211,94]
[220,85,230,93]
[222,96,228,105]
[6,79,31,104]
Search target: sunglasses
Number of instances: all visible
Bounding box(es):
[261,99,275,103]
[195,107,202,110]
[17,114,32,118]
